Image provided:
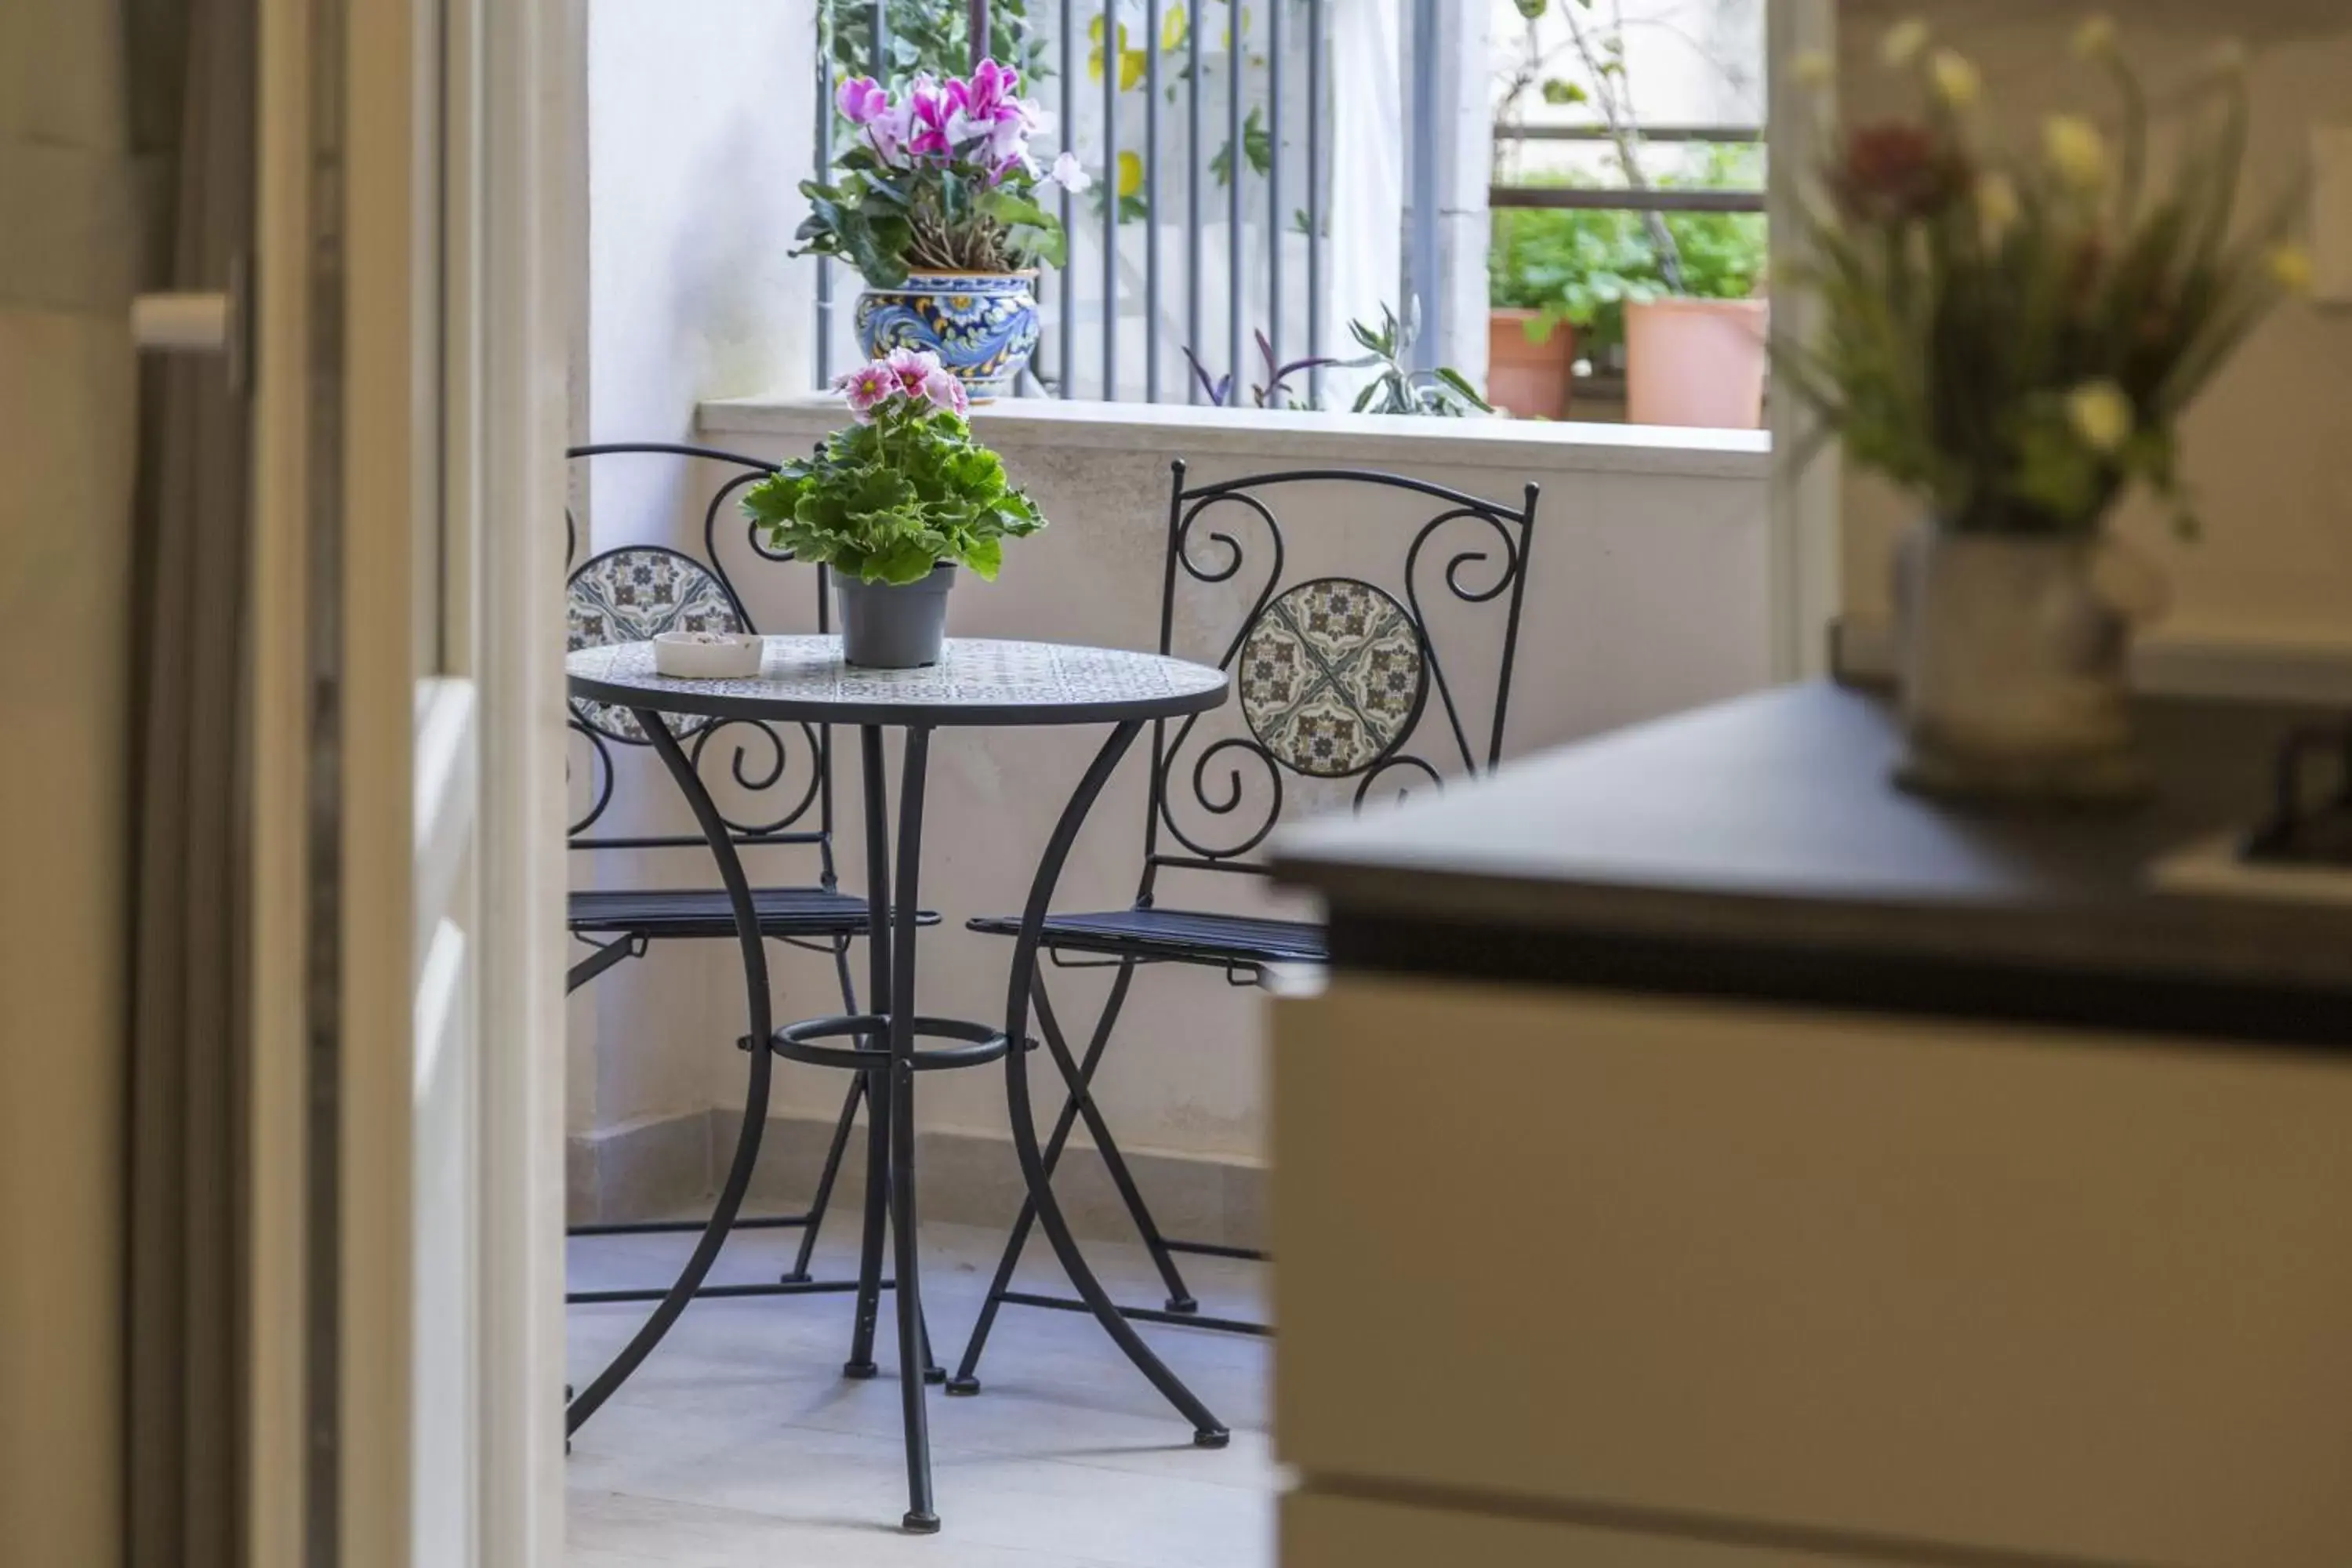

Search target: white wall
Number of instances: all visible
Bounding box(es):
[573,0,822,1149]
[583,0,818,538]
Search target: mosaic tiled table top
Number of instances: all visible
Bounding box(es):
[566,636,1229,728]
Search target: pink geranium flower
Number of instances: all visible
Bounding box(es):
[833,362,898,420]
[884,346,943,397]
[919,365,971,417]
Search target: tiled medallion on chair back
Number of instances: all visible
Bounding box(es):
[567,546,743,741]
[1237,578,1427,778]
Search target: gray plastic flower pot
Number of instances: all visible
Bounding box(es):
[835,561,956,668]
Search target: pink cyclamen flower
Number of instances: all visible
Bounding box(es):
[883,345,943,397]
[1047,150,1093,194]
[963,60,1018,119]
[835,75,887,125]
[903,74,954,161]
[985,97,1040,165]
[919,365,971,417]
[866,94,910,165]
[834,362,898,420]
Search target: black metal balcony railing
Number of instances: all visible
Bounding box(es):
[810,6,1762,408]
[1490,123,1766,212]
[815,0,1440,407]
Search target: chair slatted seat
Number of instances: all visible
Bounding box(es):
[964,908,1323,968]
[571,884,917,941]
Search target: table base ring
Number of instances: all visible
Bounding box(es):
[772,1012,1015,1072]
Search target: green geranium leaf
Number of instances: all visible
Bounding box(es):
[870,537,944,585]
[740,394,1047,585]
[961,533,1004,581]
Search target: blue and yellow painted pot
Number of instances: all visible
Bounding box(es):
[855,270,1040,401]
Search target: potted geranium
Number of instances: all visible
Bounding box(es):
[741,347,1046,667]
[799,60,1083,400]
[1778,16,2310,801]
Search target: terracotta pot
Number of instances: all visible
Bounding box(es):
[1486,308,1575,420]
[1891,517,2169,805]
[1625,296,1769,429]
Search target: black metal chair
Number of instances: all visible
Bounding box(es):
[562,441,937,1321]
[947,461,1539,1386]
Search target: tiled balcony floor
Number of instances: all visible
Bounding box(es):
[564,1217,1276,1567]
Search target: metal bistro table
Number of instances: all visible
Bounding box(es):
[563,634,1232,1533]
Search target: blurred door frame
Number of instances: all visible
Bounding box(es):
[245,0,569,1564]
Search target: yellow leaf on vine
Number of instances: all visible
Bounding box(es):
[1086,18,1129,81]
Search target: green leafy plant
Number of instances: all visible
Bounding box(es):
[822,0,1047,87]
[741,350,1046,585]
[1490,158,1767,355]
[1777,16,2310,538]
[1341,303,1494,418]
[1208,105,1275,189]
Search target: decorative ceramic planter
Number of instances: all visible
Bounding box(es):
[1625,296,1769,429]
[835,562,956,669]
[1486,309,1575,420]
[855,270,1040,401]
[1892,517,2168,805]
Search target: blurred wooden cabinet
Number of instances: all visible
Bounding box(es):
[1271,974,2352,1567]
[1283,1490,1883,1567]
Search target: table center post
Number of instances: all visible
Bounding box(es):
[844,724,893,1380]
[888,723,939,1532]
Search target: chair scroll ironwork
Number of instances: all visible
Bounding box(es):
[949,460,1539,1385]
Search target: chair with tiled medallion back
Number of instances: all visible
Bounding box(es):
[948,460,1539,1385]
[561,443,942,1437]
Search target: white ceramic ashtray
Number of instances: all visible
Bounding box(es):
[652,630,763,678]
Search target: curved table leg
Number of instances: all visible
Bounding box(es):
[999,720,1229,1446]
[567,708,774,1437]
[887,726,939,1532]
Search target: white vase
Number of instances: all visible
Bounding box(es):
[1891,517,2167,804]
